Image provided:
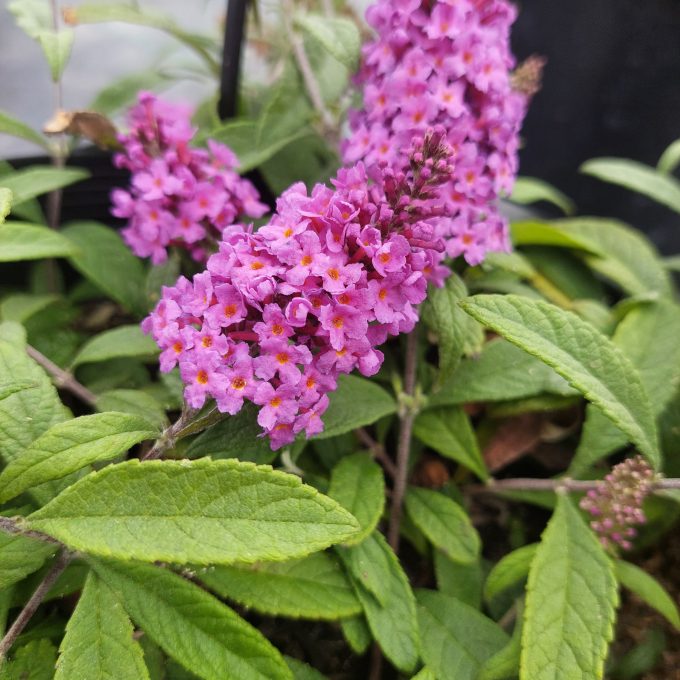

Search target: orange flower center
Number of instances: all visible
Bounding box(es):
[250,261,264,271]
[231,377,246,390]
[379,253,391,264]
[327,268,340,281]
[301,255,313,266]
[378,289,388,301]
[201,336,213,348]
[332,317,344,329]
[224,304,237,317]
[270,397,282,407]
[272,324,284,336]
[337,293,350,305]
[284,228,293,237]
[276,352,290,365]
[306,377,316,389]
[196,370,209,385]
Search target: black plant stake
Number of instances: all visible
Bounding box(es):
[218,0,249,121]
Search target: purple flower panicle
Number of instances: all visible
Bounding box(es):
[112,93,268,264]
[580,455,658,552]
[144,129,454,449]
[343,0,535,265]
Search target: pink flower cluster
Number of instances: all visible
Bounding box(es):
[342,0,533,265]
[580,455,658,552]
[144,129,453,448]
[111,93,268,264]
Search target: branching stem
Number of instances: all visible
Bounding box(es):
[0,550,71,660]
[472,477,680,494]
[26,345,97,407]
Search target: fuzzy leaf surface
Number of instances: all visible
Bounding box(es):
[461,294,660,466]
[521,495,618,680]
[201,552,360,620]
[0,222,78,261]
[328,452,384,545]
[417,589,508,680]
[484,544,537,604]
[55,572,149,680]
[72,325,158,367]
[340,532,419,672]
[0,412,158,503]
[405,488,480,564]
[27,459,359,564]
[91,559,292,680]
[413,406,488,479]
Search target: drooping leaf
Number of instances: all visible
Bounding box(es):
[429,339,574,408]
[313,375,397,440]
[521,495,618,680]
[413,406,488,480]
[339,532,419,673]
[0,639,57,680]
[460,294,660,467]
[657,138,680,174]
[328,452,384,545]
[55,572,149,680]
[422,273,478,386]
[71,325,158,368]
[417,589,509,680]
[0,110,48,150]
[434,550,484,609]
[90,559,292,680]
[0,222,79,262]
[0,412,158,503]
[184,404,277,465]
[0,340,68,466]
[510,177,575,215]
[295,14,360,70]
[340,616,372,655]
[1,166,88,205]
[95,389,168,431]
[405,487,480,564]
[64,3,219,73]
[61,221,148,315]
[284,656,327,680]
[200,552,361,620]
[615,560,680,631]
[571,299,680,474]
[581,157,680,214]
[483,544,537,604]
[26,459,359,564]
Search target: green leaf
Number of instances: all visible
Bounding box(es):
[95,389,168,431]
[0,639,57,680]
[0,412,157,503]
[405,488,480,564]
[413,406,488,480]
[571,299,680,475]
[184,404,277,465]
[460,294,660,467]
[657,138,680,174]
[422,273,476,386]
[340,532,419,672]
[417,589,509,680]
[0,380,36,402]
[479,602,524,680]
[66,3,219,73]
[0,340,68,466]
[0,293,59,324]
[0,110,48,150]
[55,572,149,680]
[0,188,10,224]
[434,550,484,609]
[581,157,680,214]
[429,339,574,408]
[37,29,74,81]
[511,221,597,251]
[0,222,79,262]
[90,559,292,680]
[521,495,618,680]
[615,560,680,631]
[511,177,575,215]
[328,452,384,545]
[200,552,361,620]
[71,325,158,368]
[284,656,327,680]
[0,522,56,590]
[313,375,397,440]
[26,459,359,564]
[295,14,360,70]
[484,544,537,604]
[552,218,672,297]
[340,616,371,655]
[90,69,171,115]
[1,166,88,205]
[61,221,147,315]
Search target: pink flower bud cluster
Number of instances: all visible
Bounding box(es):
[580,455,658,552]
[143,129,454,449]
[342,0,532,265]
[111,92,268,264]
